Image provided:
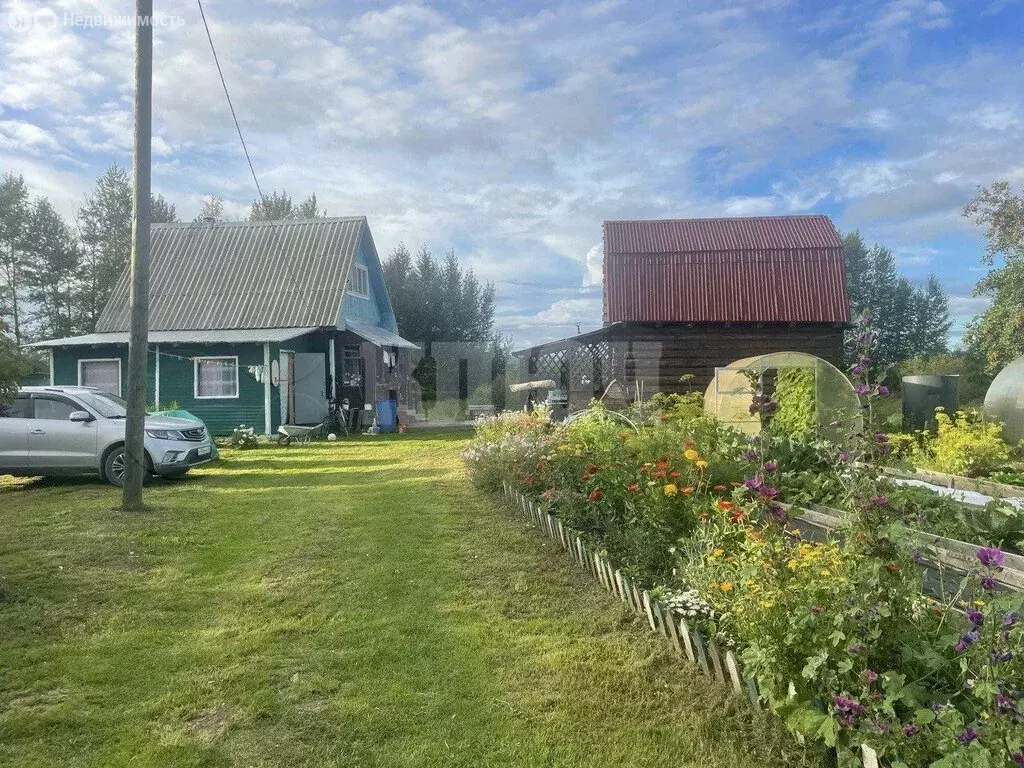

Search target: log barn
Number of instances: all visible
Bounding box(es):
[516,215,850,408]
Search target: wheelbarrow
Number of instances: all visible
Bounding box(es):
[276,422,325,445]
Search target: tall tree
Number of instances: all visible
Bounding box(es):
[0,323,28,404]
[0,173,31,343]
[21,197,82,339]
[963,181,1024,373]
[843,231,951,367]
[151,193,179,224]
[78,165,132,330]
[195,195,226,222]
[248,190,325,221]
[383,244,495,350]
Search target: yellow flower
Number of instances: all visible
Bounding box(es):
[734,605,745,614]
[708,580,719,590]
[574,450,583,457]
[720,581,733,592]
[695,460,708,470]
[663,483,678,497]
[710,547,724,560]
[684,448,700,461]
[760,600,775,609]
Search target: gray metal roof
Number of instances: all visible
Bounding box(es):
[95,217,368,332]
[25,327,322,348]
[344,319,420,350]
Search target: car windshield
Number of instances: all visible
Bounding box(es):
[76,391,128,418]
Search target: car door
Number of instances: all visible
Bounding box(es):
[28,395,99,472]
[0,396,32,473]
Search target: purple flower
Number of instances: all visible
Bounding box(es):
[763,460,778,472]
[1013,751,1024,767]
[873,432,888,443]
[956,630,981,653]
[769,505,788,523]
[910,549,924,565]
[1005,611,1019,627]
[871,496,888,506]
[811,605,823,615]
[859,356,872,366]
[977,547,1006,569]
[847,643,866,655]
[833,695,865,727]
[997,693,1017,711]
[744,475,764,491]
[967,609,985,627]
[957,728,980,745]
[759,486,779,498]
[866,669,878,682]
[981,576,998,590]
[838,452,851,463]
[903,724,919,737]
[992,649,1014,663]
[851,366,865,377]
[854,383,871,395]
[876,385,889,397]
[742,449,760,461]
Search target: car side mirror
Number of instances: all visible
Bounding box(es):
[69,410,94,423]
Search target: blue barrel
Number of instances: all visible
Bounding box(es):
[376,399,398,432]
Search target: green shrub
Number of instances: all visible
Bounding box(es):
[921,408,1011,477]
[771,367,815,440]
[229,425,260,450]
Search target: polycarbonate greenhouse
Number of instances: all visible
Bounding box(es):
[703,351,862,446]
[984,354,1024,445]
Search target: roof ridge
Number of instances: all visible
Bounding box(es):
[153,216,367,228]
[604,214,829,225]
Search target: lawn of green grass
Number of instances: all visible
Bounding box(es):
[0,431,829,767]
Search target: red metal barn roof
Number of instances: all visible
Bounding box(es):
[602,215,849,324]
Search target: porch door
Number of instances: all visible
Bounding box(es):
[293,353,327,424]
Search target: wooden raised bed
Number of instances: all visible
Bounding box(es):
[882,466,1024,501]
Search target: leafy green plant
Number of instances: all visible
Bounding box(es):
[919,409,1012,477]
[772,367,816,440]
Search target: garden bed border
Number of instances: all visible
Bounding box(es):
[500,482,882,768]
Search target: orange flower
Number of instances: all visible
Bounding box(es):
[685,440,696,448]
[653,470,666,479]
[713,484,727,492]
[660,414,670,421]
[669,470,681,479]
[730,509,747,523]
[887,562,901,573]
[681,486,695,494]
[589,489,602,502]
[699,512,712,521]
[618,432,630,440]
[627,483,640,493]
[717,499,735,511]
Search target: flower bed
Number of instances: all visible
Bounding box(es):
[469,407,1024,766]
[464,317,1024,766]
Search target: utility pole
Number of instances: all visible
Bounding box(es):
[122,0,153,511]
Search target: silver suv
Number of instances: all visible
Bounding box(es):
[0,386,215,485]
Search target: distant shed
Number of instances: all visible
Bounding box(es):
[517,214,849,407]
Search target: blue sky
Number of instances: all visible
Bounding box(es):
[1,0,1021,347]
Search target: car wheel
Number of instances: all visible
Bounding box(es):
[103,446,128,486]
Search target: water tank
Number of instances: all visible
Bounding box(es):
[376,399,398,433]
[984,355,1024,445]
[902,375,959,431]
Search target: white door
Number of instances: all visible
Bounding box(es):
[293,353,327,424]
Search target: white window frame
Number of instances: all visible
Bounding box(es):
[78,358,122,396]
[347,264,369,298]
[193,355,240,400]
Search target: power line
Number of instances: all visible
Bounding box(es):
[194,0,314,305]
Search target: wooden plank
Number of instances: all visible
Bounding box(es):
[861,744,879,768]
[725,650,744,695]
[641,591,658,632]
[677,616,696,662]
[594,553,610,591]
[690,627,710,676]
[707,639,726,683]
[664,607,683,656]
[620,573,637,611]
[651,599,668,638]
[745,676,761,711]
[631,584,644,615]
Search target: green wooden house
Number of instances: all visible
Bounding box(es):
[27,217,419,435]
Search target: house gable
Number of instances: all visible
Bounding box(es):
[337,224,398,334]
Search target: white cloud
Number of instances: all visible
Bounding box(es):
[948,295,991,317]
